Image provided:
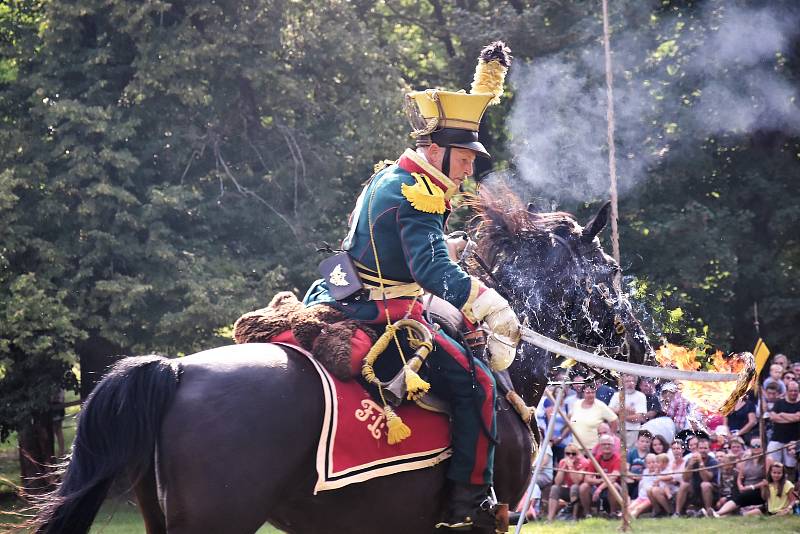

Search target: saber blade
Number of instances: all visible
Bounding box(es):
[520,326,740,382]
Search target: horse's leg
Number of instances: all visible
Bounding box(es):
[157,345,324,534]
[132,459,166,534]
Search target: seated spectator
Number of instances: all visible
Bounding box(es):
[675,437,719,516]
[626,430,653,495]
[547,443,588,521]
[715,453,739,510]
[660,382,691,431]
[713,437,769,516]
[591,422,621,457]
[763,462,796,516]
[610,374,648,448]
[763,363,787,397]
[570,382,618,452]
[766,380,799,475]
[682,434,699,459]
[649,440,686,515]
[650,434,669,456]
[630,453,659,518]
[578,435,622,518]
[536,392,572,463]
[791,360,800,376]
[725,396,758,443]
[516,434,553,520]
[728,436,746,460]
[710,425,729,453]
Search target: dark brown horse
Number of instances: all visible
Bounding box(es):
[28,188,652,534]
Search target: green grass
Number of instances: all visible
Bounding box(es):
[2,499,798,533]
[528,516,800,533]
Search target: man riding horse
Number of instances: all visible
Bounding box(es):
[303,42,520,531]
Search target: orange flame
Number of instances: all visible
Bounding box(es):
[655,343,748,414]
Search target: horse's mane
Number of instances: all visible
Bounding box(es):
[466,182,581,268]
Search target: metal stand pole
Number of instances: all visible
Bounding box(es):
[514,386,566,534]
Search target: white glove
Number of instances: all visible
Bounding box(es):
[445,233,468,262]
[471,288,521,370]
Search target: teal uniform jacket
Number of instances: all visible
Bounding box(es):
[304,149,496,486]
[304,148,479,318]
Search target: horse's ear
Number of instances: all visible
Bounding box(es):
[581,201,612,242]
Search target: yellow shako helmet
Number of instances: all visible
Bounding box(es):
[405,41,511,161]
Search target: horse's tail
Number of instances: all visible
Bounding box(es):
[29,355,181,534]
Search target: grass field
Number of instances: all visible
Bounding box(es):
[2,407,798,533]
[2,497,798,534]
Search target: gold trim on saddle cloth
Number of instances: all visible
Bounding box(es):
[270,342,452,493]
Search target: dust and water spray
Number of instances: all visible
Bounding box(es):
[492,3,799,398]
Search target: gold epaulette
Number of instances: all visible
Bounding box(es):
[401,172,446,214]
[373,159,395,174]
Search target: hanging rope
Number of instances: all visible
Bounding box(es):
[601,1,630,529]
[602,0,622,294]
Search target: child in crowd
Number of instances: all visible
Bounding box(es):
[649,440,686,516]
[630,454,659,518]
[715,453,739,510]
[761,462,796,516]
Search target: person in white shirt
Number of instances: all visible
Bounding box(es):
[609,374,648,448]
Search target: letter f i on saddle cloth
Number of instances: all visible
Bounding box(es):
[304,42,521,531]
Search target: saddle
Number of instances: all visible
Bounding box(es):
[233,293,533,425]
[233,291,464,383]
[233,292,378,380]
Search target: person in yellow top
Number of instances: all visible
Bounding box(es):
[570,382,619,451]
[763,462,796,516]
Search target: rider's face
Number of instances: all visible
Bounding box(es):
[447,148,476,186]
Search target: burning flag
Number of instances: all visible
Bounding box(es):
[655,343,755,415]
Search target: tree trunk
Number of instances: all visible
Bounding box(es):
[77,335,125,399]
[18,412,55,493]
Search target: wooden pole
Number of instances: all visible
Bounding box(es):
[616,377,632,530]
[515,386,567,533]
[544,390,626,511]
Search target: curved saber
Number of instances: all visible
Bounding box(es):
[520,327,739,382]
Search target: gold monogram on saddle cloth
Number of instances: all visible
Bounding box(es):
[271,342,452,493]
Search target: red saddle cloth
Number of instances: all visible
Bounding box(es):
[271,334,452,493]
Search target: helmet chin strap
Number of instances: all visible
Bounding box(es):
[441,146,451,178]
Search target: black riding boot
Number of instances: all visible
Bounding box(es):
[435,482,490,531]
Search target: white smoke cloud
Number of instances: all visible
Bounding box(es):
[508,4,800,204]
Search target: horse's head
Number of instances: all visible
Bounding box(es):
[469,185,654,401]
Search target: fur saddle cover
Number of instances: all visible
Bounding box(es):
[233,292,378,381]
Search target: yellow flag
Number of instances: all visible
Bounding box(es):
[752,338,770,391]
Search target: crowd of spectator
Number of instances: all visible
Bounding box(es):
[520,354,800,522]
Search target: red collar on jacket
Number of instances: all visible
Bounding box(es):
[397,149,457,205]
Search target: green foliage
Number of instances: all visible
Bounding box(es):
[0,273,82,441]
[0,0,798,445]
